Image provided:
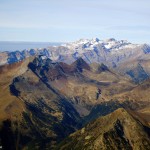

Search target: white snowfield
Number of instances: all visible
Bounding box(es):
[45,38,149,64]
[62,38,141,54]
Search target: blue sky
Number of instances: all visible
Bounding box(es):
[0,0,150,43]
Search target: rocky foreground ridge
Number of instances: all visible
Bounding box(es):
[0,55,150,149]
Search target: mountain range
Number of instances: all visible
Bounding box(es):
[1,38,150,83]
[0,38,150,149]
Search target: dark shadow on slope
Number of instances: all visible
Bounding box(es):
[82,100,122,126]
[0,120,16,150]
[9,78,20,97]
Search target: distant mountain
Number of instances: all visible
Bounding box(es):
[0,41,63,52]
[0,38,150,83]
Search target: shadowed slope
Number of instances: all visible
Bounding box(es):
[57,108,150,150]
[0,56,150,149]
[0,57,34,121]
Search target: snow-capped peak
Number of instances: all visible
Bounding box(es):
[91,38,100,42]
[62,38,141,55]
[65,38,101,49]
[103,38,139,50]
[104,38,116,43]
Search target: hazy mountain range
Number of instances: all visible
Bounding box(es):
[0,38,150,83]
[0,38,150,149]
[0,41,62,52]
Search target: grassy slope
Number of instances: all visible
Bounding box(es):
[0,58,33,121]
[57,108,150,150]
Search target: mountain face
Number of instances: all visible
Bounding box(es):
[0,56,133,149]
[57,108,150,150]
[1,38,150,65]
[1,38,150,83]
[0,54,150,149]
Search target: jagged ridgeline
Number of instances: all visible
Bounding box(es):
[1,38,150,83]
[0,49,150,149]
